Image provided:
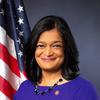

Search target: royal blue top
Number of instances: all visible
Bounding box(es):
[13,76,100,100]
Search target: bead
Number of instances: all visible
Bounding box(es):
[34,78,63,95]
[54,90,60,96]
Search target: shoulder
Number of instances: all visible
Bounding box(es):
[74,76,100,100]
[16,80,33,92]
[75,76,97,91]
[13,80,33,99]
[74,76,97,92]
[19,80,32,88]
[74,76,94,86]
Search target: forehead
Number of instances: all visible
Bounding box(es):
[38,28,62,42]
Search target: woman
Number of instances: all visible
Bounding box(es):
[14,15,99,100]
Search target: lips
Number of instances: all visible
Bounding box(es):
[41,57,56,62]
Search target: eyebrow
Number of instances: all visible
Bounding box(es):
[37,41,63,44]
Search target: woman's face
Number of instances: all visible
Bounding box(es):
[35,28,64,72]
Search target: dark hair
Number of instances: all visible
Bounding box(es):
[26,15,79,82]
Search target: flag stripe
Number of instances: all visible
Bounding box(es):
[0,91,10,100]
[0,26,16,59]
[0,76,16,99]
[0,59,22,90]
[0,43,20,77]
[0,0,31,99]
[20,71,27,81]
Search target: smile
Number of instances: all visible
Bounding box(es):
[41,57,56,62]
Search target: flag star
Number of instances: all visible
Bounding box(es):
[18,5,24,12]
[18,18,24,25]
[0,9,4,15]
[18,51,23,57]
[16,38,21,44]
[16,27,18,30]
[21,44,24,48]
[19,31,24,36]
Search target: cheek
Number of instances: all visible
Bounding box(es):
[34,49,44,64]
[54,50,65,64]
[55,49,64,57]
[35,49,42,57]
[35,50,38,57]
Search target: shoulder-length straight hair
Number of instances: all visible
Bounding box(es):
[26,15,79,83]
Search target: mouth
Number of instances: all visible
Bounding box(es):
[41,57,56,62]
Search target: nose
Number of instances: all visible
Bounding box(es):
[44,46,53,56]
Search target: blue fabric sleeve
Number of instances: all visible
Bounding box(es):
[75,82,100,100]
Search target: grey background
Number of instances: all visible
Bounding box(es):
[23,0,100,93]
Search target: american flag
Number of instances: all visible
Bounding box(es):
[0,0,31,99]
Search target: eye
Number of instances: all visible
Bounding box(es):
[52,44,63,48]
[36,44,45,48]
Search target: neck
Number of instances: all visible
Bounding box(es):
[39,70,62,86]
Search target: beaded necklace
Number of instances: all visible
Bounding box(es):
[34,78,63,95]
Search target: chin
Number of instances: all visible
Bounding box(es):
[41,67,60,72]
[40,64,61,72]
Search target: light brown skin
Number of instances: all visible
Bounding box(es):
[35,28,69,86]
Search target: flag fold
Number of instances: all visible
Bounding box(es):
[0,0,31,99]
